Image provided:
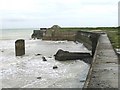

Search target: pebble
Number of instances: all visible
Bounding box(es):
[53,65,58,69]
[35,54,41,56]
[80,80,85,82]
[92,76,96,78]
[42,56,47,61]
[37,77,41,79]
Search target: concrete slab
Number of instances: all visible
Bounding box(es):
[1,40,90,89]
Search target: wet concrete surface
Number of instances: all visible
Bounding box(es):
[0,40,90,89]
[84,34,119,88]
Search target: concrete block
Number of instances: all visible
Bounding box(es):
[15,39,25,56]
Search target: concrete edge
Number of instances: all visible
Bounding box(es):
[83,35,100,88]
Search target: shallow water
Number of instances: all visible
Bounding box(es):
[0,28,35,40]
[0,40,90,88]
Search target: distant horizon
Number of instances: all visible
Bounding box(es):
[1,26,119,30]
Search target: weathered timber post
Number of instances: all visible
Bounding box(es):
[15,39,25,56]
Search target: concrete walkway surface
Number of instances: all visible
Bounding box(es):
[84,34,119,88]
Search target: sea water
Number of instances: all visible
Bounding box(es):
[0,28,35,40]
[0,28,90,88]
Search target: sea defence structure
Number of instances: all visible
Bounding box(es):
[31,25,76,41]
[75,31,100,56]
[84,34,118,88]
[31,28,47,39]
[31,25,119,88]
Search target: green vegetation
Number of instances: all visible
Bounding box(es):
[60,27,120,49]
[105,29,119,49]
[86,27,119,49]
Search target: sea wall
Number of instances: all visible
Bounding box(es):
[75,31,100,56]
[83,34,119,88]
[52,30,100,64]
[31,30,100,56]
[31,28,119,88]
[42,29,76,41]
[31,30,46,39]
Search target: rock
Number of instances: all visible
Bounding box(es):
[48,56,52,58]
[42,56,47,61]
[97,83,100,86]
[1,50,4,52]
[80,80,85,82]
[92,76,96,78]
[37,77,41,79]
[53,65,58,69]
[35,54,41,56]
[74,41,79,44]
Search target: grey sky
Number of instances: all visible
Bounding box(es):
[0,0,119,28]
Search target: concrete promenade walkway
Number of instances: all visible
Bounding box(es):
[84,34,119,88]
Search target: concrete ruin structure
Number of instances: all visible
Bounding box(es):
[31,25,76,41]
[1,24,119,89]
[31,28,47,39]
[15,39,25,56]
[54,49,92,64]
[31,25,100,57]
[30,25,119,89]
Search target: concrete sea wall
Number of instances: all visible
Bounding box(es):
[31,30,100,63]
[83,34,119,88]
[75,31,100,56]
[42,29,76,41]
[31,29,118,88]
[31,30,100,56]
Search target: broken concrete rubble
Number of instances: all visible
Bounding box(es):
[54,49,92,64]
[42,56,47,61]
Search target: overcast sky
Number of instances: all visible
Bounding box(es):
[0,0,119,28]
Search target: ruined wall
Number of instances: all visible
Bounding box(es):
[31,30,45,39]
[31,29,100,56]
[42,29,76,41]
[75,31,92,50]
[76,31,100,56]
